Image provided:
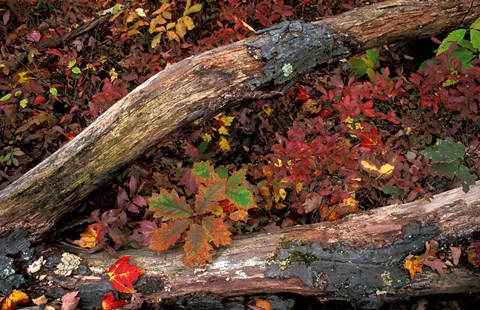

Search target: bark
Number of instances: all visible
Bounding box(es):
[27,183,480,309]
[0,0,478,242]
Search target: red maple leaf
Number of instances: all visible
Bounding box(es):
[107,256,144,293]
[101,292,128,310]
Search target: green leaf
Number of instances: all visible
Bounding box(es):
[469,29,480,50]
[227,169,246,187]
[49,87,58,96]
[365,49,379,66]
[192,161,217,183]
[184,3,202,16]
[182,223,213,266]
[437,29,467,54]
[456,165,476,193]
[381,185,402,197]
[430,161,459,177]
[19,98,28,108]
[348,58,367,78]
[72,67,81,74]
[471,16,480,30]
[194,179,226,214]
[148,189,193,220]
[226,186,255,210]
[202,215,231,247]
[68,59,76,68]
[0,94,12,101]
[215,166,228,179]
[149,219,191,251]
[451,48,476,69]
[421,139,465,163]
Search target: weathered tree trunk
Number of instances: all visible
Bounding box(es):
[27,183,480,309]
[0,0,478,242]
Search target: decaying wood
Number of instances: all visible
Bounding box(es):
[27,183,480,309]
[0,0,478,243]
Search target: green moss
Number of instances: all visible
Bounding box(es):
[276,249,319,270]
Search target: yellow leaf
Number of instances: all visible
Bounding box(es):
[182,15,195,30]
[360,160,394,176]
[296,182,303,194]
[211,205,225,218]
[1,289,29,310]
[109,68,118,82]
[263,106,273,116]
[16,71,32,84]
[203,133,212,142]
[135,8,146,18]
[167,30,180,42]
[220,115,234,126]
[279,188,287,200]
[241,20,256,32]
[151,33,163,49]
[175,20,187,38]
[184,3,202,16]
[403,255,423,280]
[229,209,248,221]
[218,137,230,151]
[218,126,229,135]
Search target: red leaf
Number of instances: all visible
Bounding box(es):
[178,168,200,196]
[26,30,41,42]
[135,220,157,247]
[33,96,45,105]
[107,256,144,293]
[61,291,80,310]
[296,85,310,101]
[101,292,128,310]
[423,256,447,276]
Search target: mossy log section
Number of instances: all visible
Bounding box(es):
[30,183,480,309]
[0,0,479,242]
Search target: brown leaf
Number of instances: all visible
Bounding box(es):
[450,246,462,266]
[423,257,447,276]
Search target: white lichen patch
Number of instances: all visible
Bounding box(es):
[28,256,45,274]
[54,252,81,277]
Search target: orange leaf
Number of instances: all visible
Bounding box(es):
[255,298,272,310]
[182,224,213,266]
[73,224,100,248]
[107,256,144,293]
[403,254,423,280]
[149,219,190,252]
[202,215,231,247]
[1,290,29,310]
[101,292,128,310]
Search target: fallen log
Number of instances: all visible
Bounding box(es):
[0,0,478,242]
[25,182,480,309]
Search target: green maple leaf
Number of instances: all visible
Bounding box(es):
[182,223,214,266]
[148,189,193,221]
[149,219,191,251]
[202,215,232,247]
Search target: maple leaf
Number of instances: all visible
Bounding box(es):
[149,219,190,251]
[296,85,310,101]
[403,254,423,280]
[107,256,144,293]
[61,291,80,310]
[101,292,128,310]
[182,223,214,266]
[73,224,100,248]
[423,256,447,276]
[148,189,193,221]
[202,215,232,247]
